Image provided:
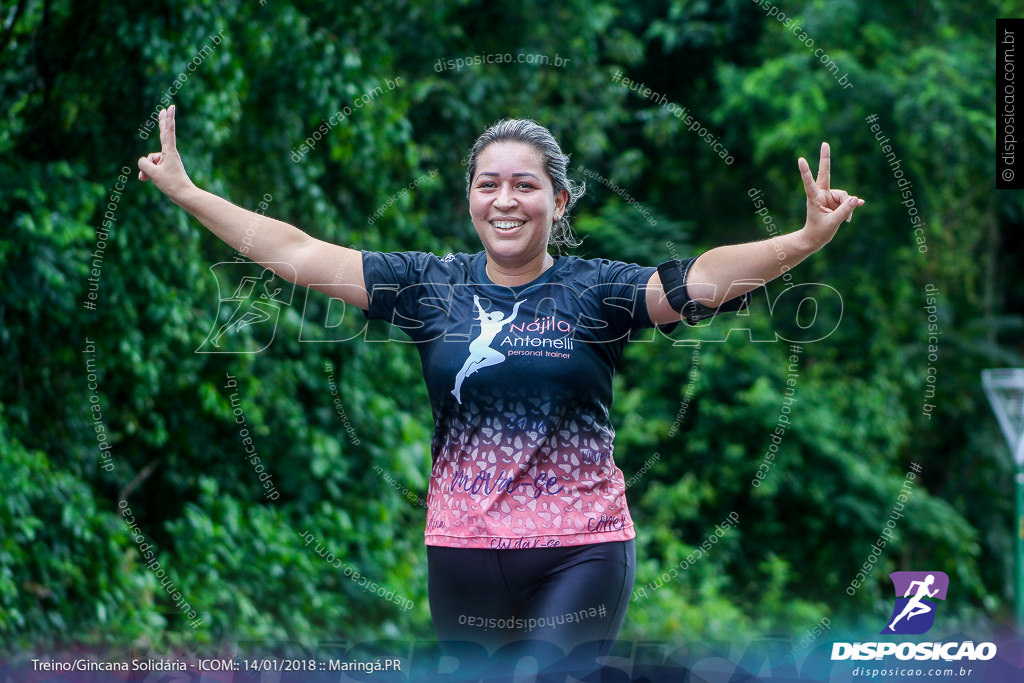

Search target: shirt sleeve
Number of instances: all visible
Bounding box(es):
[657,256,752,325]
[594,259,679,337]
[361,251,457,338]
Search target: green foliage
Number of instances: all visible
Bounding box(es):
[0,415,161,649]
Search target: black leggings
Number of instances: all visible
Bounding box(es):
[427,539,635,674]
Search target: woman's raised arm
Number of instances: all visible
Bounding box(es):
[646,142,864,325]
[138,105,368,309]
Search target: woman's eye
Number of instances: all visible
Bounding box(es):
[474,180,535,190]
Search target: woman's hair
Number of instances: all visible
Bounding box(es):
[465,118,585,250]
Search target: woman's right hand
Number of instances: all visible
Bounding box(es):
[135,103,368,309]
[137,105,196,200]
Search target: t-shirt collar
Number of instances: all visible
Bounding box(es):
[472,252,568,294]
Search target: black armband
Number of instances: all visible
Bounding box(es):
[657,257,752,325]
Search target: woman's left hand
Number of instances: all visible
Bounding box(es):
[798,142,864,251]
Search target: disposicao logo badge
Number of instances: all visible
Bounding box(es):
[832,569,995,663]
[881,571,949,635]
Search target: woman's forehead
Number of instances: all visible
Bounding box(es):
[476,142,545,175]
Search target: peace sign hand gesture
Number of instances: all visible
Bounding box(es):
[137,105,196,200]
[798,142,864,250]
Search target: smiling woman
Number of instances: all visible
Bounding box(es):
[138,108,861,677]
[466,119,584,249]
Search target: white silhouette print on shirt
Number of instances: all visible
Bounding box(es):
[451,295,525,404]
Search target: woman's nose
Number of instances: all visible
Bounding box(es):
[493,184,517,208]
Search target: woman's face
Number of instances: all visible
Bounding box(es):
[469,141,567,265]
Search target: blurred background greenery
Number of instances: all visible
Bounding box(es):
[1,0,1022,658]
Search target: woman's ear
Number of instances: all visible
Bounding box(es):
[555,188,569,219]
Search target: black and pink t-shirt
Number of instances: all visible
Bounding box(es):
[362,251,698,550]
